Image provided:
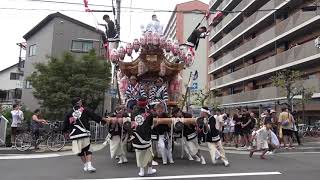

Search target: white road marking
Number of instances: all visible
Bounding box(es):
[0,154,61,160]
[73,172,281,180]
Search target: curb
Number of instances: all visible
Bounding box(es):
[0,143,105,155]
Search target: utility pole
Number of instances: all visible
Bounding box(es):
[116,0,121,38]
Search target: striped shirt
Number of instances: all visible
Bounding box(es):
[149,85,168,102]
[125,83,147,101]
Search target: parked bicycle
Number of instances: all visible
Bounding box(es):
[15,121,66,152]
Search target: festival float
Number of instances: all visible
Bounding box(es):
[108,32,196,107]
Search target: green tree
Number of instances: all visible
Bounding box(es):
[28,50,112,119]
[191,88,219,107]
[271,69,314,112]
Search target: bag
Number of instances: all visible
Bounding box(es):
[282,120,289,127]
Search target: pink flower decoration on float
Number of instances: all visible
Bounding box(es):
[146,31,153,45]
[160,37,166,48]
[133,39,140,52]
[118,46,126,60]
[152,32,160,46]
[164,40,172,53]
[171,43,180,56]
[126,43,133,56]
[140,36,146,46]
[110,49,119,64]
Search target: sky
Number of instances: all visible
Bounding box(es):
[0,0,208,71]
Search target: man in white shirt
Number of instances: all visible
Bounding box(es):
[11,104,24,147]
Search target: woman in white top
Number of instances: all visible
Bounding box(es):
[11,104,24,147]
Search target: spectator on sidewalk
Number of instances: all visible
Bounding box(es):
[11,104,24,148]
[240,108,251,149]
[278,107,295,149]
[31,109,48,149]
[292,111,302,146]
[233,108,242,148]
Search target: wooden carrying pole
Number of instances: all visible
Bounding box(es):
[105,117,197,125]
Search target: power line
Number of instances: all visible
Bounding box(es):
[24,0,286,14]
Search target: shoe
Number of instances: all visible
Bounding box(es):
[87,162,96,173]
[187,154,194,161]
[162,161,167,165]
[152,160,159,166]
[195,156,201,162]
[249,151,253,158]
[212,160,217,165]
[138,168,145,177]
[169,159,174,164]
[268,151,274,155]
[83,163,88,172]
[122,156,128,163]
[247,146,253,150]
[147,167,156,175]
[200,156,206,165]
[118,157,123,164]
[223,160,230,167]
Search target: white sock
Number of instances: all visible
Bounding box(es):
[87,161,92,167]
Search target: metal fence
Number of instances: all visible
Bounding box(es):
[0,114,9,145]
[56,121,109,142]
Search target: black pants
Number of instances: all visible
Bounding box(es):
[293,130,301,145]
[78,145,92,157]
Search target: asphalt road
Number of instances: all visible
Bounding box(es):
[0,146,319,180]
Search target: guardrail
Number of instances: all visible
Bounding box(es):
[0,114,9,145]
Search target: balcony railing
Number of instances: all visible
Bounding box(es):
[210,40,320,89]
[209,0,287,56]
[209,10,320,73]
[214,78,320,106]
[209,0,253,42]
[209,0,222,11]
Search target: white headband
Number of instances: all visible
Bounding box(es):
[201,108,210,114]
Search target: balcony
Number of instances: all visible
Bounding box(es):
[210,40,320,89]
[209,0,222,11]
[214,78,320,106]
[209,0,254,42]
[209,0,288,56]
[209,10,320,73]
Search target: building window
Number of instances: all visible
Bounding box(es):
[29,44,36,56]
[71,40,93,53]
[10,73,22,80]
[25,81,32,89]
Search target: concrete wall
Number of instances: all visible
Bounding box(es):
[22,20,55,111]
[51,17,103,58]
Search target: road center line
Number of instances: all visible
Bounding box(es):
[73,171,282,180]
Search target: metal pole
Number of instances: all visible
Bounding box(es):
[302,87,305,124]
[182,72,192,111]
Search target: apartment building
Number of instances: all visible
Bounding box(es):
[208,0,320,123]
[163,0,208,93]
[22,12,108,111]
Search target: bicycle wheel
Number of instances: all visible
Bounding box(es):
[46,133,66,152]
[15,132,33,152]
